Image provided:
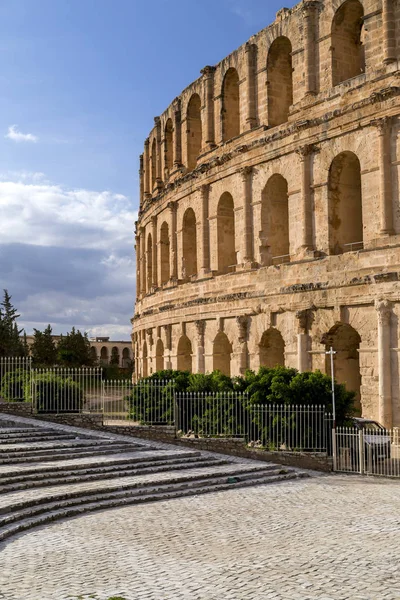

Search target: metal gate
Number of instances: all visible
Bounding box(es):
[334,426,400,478]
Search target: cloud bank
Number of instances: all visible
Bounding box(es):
[0,175,137,339]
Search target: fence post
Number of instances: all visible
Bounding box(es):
[332,428,337,471]
[358,429,365,475]
[173,390,178,437]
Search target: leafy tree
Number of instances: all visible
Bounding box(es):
[57,327,94,367]
[31,325,58,367]
[0,290,25,357]
[110,347,120,365]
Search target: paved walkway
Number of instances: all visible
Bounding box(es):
[1,474,399,600]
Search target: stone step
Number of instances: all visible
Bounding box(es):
[0,443,149,464]
[0,457,231,492]
[0,463,295,512]
[0,471,309,542]
[0,438,114,453]
[0,433,77,444]
[0,427,47,435]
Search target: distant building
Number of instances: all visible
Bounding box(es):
[24,335,133,369]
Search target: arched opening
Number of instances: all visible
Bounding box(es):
[177,335,192,372]
[147,233,153,290]
[213,332,232,376]
[100,346,108,365]
[222,68,240,141]
[332,0,365,86]
[323,323,361,413]
[122,347,131,368]
[155,338,164,372]
[267,36,293,127]
[182,208,197,279]
[142,342,148,379]
[160,221,170,285]
[111,346,120,365]
[151,138,157,190]
[217,192,236,274]
[187,94,202,170]
[328,152,363,254]
[90,347,97,364]
[260,175,289,265]
[165,119,173,175]
[259,329,285,368]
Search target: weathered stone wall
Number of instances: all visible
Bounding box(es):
[133,0,400,428]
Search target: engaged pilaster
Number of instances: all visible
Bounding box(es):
[376,299,393,428]
[236,316,250,374]
[200,66,216,152]
[296,309,312,373]
[144,139,151,198]
[296,144,317,252]
[151,216,158,289]
[168,201,178,282]
[173,99,182,168]
[302,1,320,96]
[195,320,206,374]
[373,118,394,236]
[245,43,257,130]
[239,166,254,268]
[382,0,396,65]
[200,184,211,277]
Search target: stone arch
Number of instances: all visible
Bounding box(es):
[217,192,236,274]
[222,68,240,141]
[151,138,157,190]
[267,36,293,127]
[328,151,363,254]
[165,119,173,174]
[142,341,148,378]
[259,328,285,368]
[323,323,361,413]
[182,208,197,279]
[177,335,192,372]
[90,346,97,363]
[111,346,120,365]
[260,174,289,265]
[147,233,153,290]
[331,0,365,86]
[160,221,170,285]
[213,332,233,376]
[187,94,202,171]
[100,346,108,365]
[122,347,131,368]
[155,338,164,372]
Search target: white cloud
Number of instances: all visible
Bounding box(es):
[5,124,38,143]
[0,180,137,250]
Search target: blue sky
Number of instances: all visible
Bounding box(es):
[0,0,297,339]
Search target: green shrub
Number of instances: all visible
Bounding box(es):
[25,373,84,413]
[0,369,30,402]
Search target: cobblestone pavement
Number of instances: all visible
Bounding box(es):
[1,475,400,600]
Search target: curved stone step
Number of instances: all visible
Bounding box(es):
[0,471,309,542]
[0,433,76,444]
[0,443,149,464]
[0,457,230,492]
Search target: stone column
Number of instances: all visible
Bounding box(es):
[173,100,182,168]
[245,43,257,130]
[239,166,254,267]
[376,299,393,428]
[373,118,394,236]
[195,320,206,373]
[140,227,146,295]
[382,0,396,65]
[200,184,211,276]
[236,316,249,374]
[143,139,151,197]
[200,66,216,151]
[168,201,178,281]
[302,1,319,96]
[163,325,172,370]
[139,154,144,207]
[154,117,163,189]
[135,232,141,299]
[296,310,311,373]
[296,145,317,252]
[151,216,158,288]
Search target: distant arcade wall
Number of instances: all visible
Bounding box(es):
[132,0,400,429]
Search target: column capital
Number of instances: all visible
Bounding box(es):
[238,165,253,181]
[200,183,211,197]
[146,328,154,347]
[375,299,392,325]
[154,116,161,125]
[195,320,206,341]
[151,215,157,225]
[200,65,216,77]
[163,324,172,350]
[144,137,150,147]
[371,116,392,135]
[167,200,177,213]
[296,144,319,160]
[301,0,322,15]
[236,315,249,343]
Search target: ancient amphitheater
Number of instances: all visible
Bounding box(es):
[132,0,400,428]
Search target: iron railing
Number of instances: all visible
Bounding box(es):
[0,357,32,401]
